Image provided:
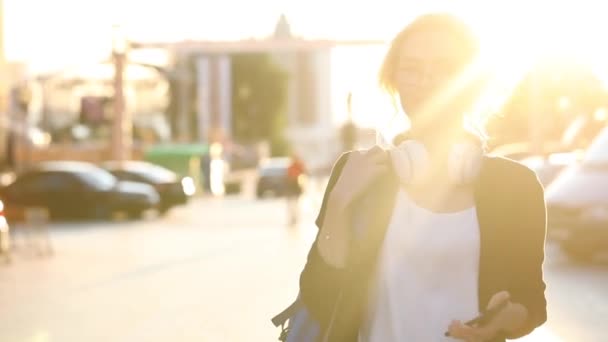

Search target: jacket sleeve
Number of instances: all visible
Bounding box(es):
[506,168,548,339]
[299,152,350,325]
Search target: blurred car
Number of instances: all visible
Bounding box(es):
[103,161,195,214]
[491,141,584,187]
[545,127,608,260]
[256,158,292,198]
[490,141,566,161]
[520,151,583,187]
[0,161,160,221]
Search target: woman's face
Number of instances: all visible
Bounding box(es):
[396,29,476,129]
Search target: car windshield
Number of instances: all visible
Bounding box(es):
[77,169,117,190]
[107,162,176,183]
[260,166,287,177]
[583,128,608,165]
[259,158,290,176]
[130,164,176,183]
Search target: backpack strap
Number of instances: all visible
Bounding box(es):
[272,151,399,340]
[271,297,302,328]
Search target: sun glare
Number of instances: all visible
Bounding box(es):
[373,2,608,144]
[458,3,608,123]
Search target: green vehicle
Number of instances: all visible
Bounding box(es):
[144,143,208,194]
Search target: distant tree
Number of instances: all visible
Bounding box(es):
[231,54,289,155]
[488,57,607,148]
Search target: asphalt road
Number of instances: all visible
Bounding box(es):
[0,194,606,342]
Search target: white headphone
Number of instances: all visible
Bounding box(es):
[388,138,484,186]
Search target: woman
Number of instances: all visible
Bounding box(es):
[299,13,547,342]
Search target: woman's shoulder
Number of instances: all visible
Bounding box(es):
[479,156,546,218]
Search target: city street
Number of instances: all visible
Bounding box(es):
[0,191,607,342]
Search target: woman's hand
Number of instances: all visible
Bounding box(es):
[329,146,390,210]
[447,291,528,341]
[316,146,389,268]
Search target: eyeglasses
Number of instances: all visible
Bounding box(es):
[397,62,463,87]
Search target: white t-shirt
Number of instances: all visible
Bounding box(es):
[359,189,481,342]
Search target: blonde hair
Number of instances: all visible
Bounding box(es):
[378,13,490,143]
[378,13,480,95]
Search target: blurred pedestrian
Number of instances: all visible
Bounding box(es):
[201,153,211,193]
[286,153,306,226]
[285,13,547,342]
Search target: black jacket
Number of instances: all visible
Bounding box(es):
[299,153,547,342]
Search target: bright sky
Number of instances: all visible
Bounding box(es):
[5,0,608,73]
[5,0,608,127]
[0,1,537,71]
[3,0,414,72]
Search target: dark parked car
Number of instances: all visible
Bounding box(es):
[0,161,160,221]
[256,158,292,198]
[103,161,195,214]
[546,127,608,260]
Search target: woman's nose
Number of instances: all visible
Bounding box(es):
[418,65,440,88]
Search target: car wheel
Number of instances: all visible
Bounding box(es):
[256,188,266,199]
[92,205,112,221]
[127,209,144,220]
[159,206,171,216]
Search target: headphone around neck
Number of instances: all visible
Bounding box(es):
[388,132,484,186]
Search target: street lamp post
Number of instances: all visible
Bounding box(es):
[112,25,131,161]
[341,92,357,152]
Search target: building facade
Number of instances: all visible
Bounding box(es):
[147,15,382,170]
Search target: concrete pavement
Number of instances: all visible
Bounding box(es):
[0,195,606,341]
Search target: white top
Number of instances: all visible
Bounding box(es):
[359,189,481,342]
